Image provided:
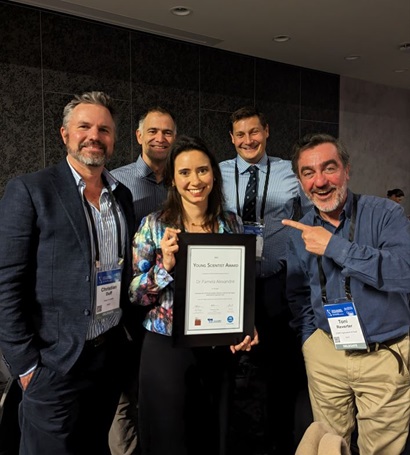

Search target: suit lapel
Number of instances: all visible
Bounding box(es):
[50,160,92,265]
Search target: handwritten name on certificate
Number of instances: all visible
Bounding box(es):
[184,245,245,335]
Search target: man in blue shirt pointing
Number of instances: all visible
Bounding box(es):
[283,133,410,455]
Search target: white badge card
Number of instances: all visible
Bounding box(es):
[243,223,264,260]
[95,268,122,318]
[324,300,367,350]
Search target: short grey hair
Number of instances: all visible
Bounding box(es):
[62,91,117,135]
[137,106,177,134]
[291,133,350,177]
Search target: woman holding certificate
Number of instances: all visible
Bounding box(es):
[129,135,259,455]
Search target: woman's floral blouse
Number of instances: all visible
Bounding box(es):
[129,210,243,336]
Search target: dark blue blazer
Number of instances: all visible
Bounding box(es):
[0,159,136,377]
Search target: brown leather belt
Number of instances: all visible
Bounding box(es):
[366,335,406,352]
[348,335,406,374]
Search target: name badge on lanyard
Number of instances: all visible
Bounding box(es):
[95,268,122,318]
[324,298,367,350]
[84,177,124,320]
[243,222,264,260]
[319,194,367,350]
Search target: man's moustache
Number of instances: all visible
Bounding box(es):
[80,141,106,151]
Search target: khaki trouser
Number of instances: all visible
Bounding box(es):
[302,328,410,455]
[109,388,139,455]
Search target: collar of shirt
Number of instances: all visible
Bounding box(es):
[235,153,269,176]
[66,157,118,192]
[136,154,160,182]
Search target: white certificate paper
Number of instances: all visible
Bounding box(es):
[184,245,245,335]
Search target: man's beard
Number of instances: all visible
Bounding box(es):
[306,181,348,213]
[67,141,109,167]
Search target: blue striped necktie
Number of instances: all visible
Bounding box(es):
[242,166,258,222]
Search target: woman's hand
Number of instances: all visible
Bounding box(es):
[230,327,259,354]
[160,227,181,272]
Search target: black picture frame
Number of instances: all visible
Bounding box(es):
[172,233,255,347]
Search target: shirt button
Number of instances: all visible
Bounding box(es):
[84,309,90,316]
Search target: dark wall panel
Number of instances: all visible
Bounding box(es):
[200,110,236,162]
[301,68,340,123]
[0,2,43,191]
[300,120,340,139]
[200,47,254,112]
[41,13,131,98]
[255,59,301,159]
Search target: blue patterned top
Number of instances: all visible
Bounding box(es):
[129,210,244,336]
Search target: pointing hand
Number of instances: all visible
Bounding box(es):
[282,219,332,256]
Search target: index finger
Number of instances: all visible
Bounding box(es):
[282,219,307,231]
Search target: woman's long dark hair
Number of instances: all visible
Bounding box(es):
[160,135,226,232]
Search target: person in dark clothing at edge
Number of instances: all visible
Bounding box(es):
[0,91,136,455]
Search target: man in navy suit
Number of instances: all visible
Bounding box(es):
[0,91,136,455]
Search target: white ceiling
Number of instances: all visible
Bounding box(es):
[12,0,410,91]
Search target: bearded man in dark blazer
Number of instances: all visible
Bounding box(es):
[0,91,137,455]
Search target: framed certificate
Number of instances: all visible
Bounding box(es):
[172,233,256,347]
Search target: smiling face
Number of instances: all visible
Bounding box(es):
[60,103,115,168]
[173,150,214,211]
[230,115,269,164]
[137,111,176,166]
[297,142,350,220]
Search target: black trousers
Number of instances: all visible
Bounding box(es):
[18,326,130,455]
[138,331,236,455]
[229,273,311,455]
